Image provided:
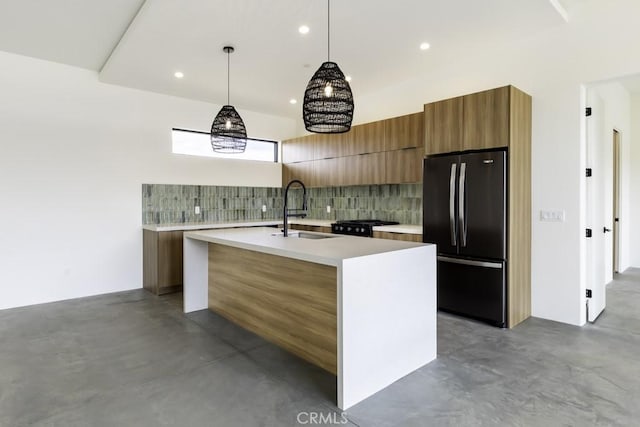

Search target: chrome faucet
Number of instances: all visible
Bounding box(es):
[283,179,307,237]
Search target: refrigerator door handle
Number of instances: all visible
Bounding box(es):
[437,256,503,269]
[449,163,457,246]
[459,162,467,247]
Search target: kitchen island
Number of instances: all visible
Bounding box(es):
[183,227,436,410]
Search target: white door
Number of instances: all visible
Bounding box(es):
[586,91,606,322]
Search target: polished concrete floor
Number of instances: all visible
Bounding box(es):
[1,269,639,426]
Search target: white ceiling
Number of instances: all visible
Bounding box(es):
[0,0,589,118]
[0,0,145,70]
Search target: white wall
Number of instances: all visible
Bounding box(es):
[0,51,295,310]
[588,83,632,281]
[631,95,640,267]
[319,1,640,326]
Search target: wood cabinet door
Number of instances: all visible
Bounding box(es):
[290,225,332,233]
[373,231,423,242]
[385,148,423,183]
[425,96,464,155]
[318,157,345,187]
[143,230,159,293]
[157,231,184,293]
[345,121,385,156]
[463,86,510,150]
[143,230,184,295]
[385,112,424,150]
[343,152,385,185]
[283,162,315,186]
[315,133,345,159]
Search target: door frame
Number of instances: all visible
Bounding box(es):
[612,129,621,275]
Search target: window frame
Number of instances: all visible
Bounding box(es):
[171,127,279,163]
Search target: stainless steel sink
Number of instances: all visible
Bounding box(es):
[271,231,336,240]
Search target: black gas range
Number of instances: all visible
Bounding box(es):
[331,220,400,237]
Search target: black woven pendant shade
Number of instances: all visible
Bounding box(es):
[211,46,247,153]
[303,61,354,133]
[302,0,354,134]
[210,105,247,153]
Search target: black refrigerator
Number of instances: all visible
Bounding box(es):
[423,148,507,327]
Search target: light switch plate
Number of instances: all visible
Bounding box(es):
[194,206,201,215]
[262,205,267,213]
[540,210,565,222]
[326,205,331,213]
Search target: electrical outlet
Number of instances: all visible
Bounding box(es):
[540,210,565,222]
[262,205,267,213]
[194,206,201,215]
[326,205,331,213]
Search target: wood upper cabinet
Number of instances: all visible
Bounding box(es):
[424,96,464,155]
[385,112,424,150]
[282,111,425,186]
[283,161,314,185]
[463,86,510,150]
[314,157,343,187]
[385,148,422,184]
[425,87,512,155]
[343,152,386,185]
[344,121,386,156]
[312,132,353,160]
[315,133,342,159]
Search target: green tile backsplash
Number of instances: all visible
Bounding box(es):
[142,183,422,225]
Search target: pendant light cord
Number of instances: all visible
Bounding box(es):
[227,49,230,105]
[327,0,330,62]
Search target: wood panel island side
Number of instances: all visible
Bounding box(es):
[182,227,436,410]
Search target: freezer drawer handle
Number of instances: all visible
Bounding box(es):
[437,256,503,269]
[449,163,457,246]
[459,162,468,247]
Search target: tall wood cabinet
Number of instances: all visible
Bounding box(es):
[424,85,532,328]
[282,112,424,187]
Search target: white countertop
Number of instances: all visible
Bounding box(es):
[143,218,420,234]
[184,227,429,267]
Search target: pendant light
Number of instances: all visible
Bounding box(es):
[302,0,354,134]
[211,46,247,153]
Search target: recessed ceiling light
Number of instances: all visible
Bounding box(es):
[345,75,352,82]
[420,42,431,51]
[174,71,184,78]
[289,99,298,105]
[298,25,310,35]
